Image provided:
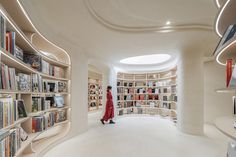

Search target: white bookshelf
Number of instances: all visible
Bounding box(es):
[214,0,236,66]
[117,67,177,121]
[0,3,71,157]
[88,78,102,111]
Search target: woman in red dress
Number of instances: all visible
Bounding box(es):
[100,86,115,124]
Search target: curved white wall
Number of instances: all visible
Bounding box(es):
[177,51,204,135]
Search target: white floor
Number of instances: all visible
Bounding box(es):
[44,113,231,157]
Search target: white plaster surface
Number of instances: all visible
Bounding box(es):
[44,113,231,157]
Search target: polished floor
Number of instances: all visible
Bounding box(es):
[44,113,230,157]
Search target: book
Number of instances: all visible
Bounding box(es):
[32,74,43,92]
[42,60,49,74]
[55,110,66,123]
[54,96,64,108]
[5,32,9,52]
[18,73,31,92]
[23,53,42,71]
[227,59,233,87]
[43,80,58,93]
[15,45,24,61]
[214,25,236,55]
[233,96,236,115]
[16,100,27,118]
[0,13,6,49]
[229,63,236,87]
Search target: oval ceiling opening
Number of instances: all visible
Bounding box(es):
[120,54,171,65]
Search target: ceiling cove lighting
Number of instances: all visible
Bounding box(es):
[120,54,171,65]
[166,21,171,25]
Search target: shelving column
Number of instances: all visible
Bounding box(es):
[177,51,204,135]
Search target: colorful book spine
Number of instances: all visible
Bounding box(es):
[226,59,233,87]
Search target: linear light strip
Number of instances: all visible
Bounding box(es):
[215,0,231,37]
[16,0,71,65]
[215,0,221,8]
[216,39,236,66]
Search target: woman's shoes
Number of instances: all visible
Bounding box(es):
[100,119,105,125]
[101,119,115,124]
[109,120,115,124]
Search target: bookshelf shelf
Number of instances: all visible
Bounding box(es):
[215,87,236,93]
[117,67,177,121]
[0,117,29,132]
[0,3,71,157]
[28,106,70,117]
[16,132,41,157]
[88,78,102,112]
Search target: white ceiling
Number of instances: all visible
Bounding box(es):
[19,0,219,71]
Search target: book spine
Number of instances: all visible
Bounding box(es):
[226,59,233,87]
[0,102,3,129]
[5,33,9,52]
[1,64,6,90]
[11,32,15,56]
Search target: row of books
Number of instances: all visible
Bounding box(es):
[118,87,176,94]
[5,32,24,61]
[0,13,23,61]
[117,80,176,87]
[0,128,21,157]
[118,95,177,101]
[0,65,67,92]
[32,96,65,113]
[0,98,27,129]
[44,80,67,93]
[41,60,65,78]
[32,110,66,133]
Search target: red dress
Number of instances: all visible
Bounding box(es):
[102,91,114,121]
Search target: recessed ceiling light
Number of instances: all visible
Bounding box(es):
[120,54,171,65]
[166,21,171,25]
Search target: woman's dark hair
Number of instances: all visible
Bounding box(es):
[107,85,112,92]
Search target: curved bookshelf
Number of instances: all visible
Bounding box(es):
[214,0,236,66]
[116,67,177,122]
[215,0,236,37]
[0,3,71,157]
[0,6,69,68]
[0,0,70,65]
